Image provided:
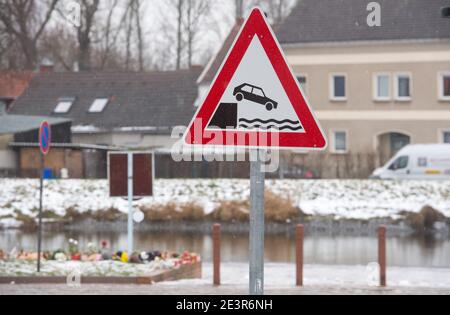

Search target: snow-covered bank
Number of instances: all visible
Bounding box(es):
[0,179,449,228]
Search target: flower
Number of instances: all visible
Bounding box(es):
[120,252,129,263]
[68,239,79,255]
[55,252,67,262]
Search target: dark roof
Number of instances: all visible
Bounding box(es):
[198,19,244,85]
[9,69,202,133]
[0,115,70,135]
[277,0,450,44]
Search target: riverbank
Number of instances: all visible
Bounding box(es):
[1,179,449,232]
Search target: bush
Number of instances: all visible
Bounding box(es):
[207,191,303,223]
[264,190,303,222]
[403,206,446,232]
[141,203,204,221]
[208,201,249,222]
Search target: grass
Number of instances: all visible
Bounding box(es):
[401,206,447,233]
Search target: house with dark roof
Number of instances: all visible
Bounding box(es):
[198,0,450,178]
[6,68,211,178]
[9,69,202,149]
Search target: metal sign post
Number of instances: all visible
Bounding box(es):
[108,152,154,256]
[37,153,44,272]
[37,121,51,273]
[127,152,134,255]
[249,150,265,295]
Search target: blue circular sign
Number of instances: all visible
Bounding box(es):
[39,121,51,155]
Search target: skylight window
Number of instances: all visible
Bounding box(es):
[89,98,109,113]
[54,98,75,113]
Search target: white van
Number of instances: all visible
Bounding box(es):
[371,144,450,180]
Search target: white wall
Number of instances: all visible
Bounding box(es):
[0,150,17,169]
[72,133,177,149]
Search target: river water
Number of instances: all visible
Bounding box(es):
[1,230,449,268]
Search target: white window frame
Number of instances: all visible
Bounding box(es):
[330,130,349,154]
[89,98,109,113]
[373,72,391,102]
[54,98,75,113]
[394,72,412,102]
[329,73,347,102]
[438,71,450,101]
[296,74,309,97]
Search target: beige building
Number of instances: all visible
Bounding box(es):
[199,0,450,178]
[285,40,450,165]
[275,0,450,177]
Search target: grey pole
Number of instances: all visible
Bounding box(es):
[249,149,265,295]
[37,153,44,272]
[127,152,134,255]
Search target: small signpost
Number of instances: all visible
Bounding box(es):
[37,121,51,272]
[184,8,327,295]
[108,152,154,255]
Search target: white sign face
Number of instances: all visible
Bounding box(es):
[207,36,305,133]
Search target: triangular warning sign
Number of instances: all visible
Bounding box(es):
[185,8,327,150]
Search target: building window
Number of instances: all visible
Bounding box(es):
[54,97,75,113]
[330,74,346,101]
[89,98,109,113]
[395,73,412,101]
[297,75,308,96]
[374,73,390,101]
[439,72,450,101]
[332,131,348,153]
[443,131,450,144]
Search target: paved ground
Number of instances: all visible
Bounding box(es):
[1,283,450,295]
[2,263,450,295]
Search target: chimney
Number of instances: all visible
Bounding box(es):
[39,58,55,73]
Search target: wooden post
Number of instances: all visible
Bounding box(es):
[213,224,221,286]
[296,224,304,287]
[378,226,387,287]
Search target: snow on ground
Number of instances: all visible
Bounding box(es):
[160,263,450,289]
[0,260,175,277]
[0,179,449,227]
[2,261,450,289]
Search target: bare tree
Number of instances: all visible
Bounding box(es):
[97,0,126,70]
[40,26,78,71]
[0,25,8,67]
[133,0,144,71]
[248,0,297,24]
[235,0,243,19]
[157,0,215,70]
[175,0,183,70]
[0,0,59,70]
[124,0,134,70]
[184,0,211,68]
[76,0,100,71]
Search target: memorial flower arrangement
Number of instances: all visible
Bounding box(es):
[0,239,200,267]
